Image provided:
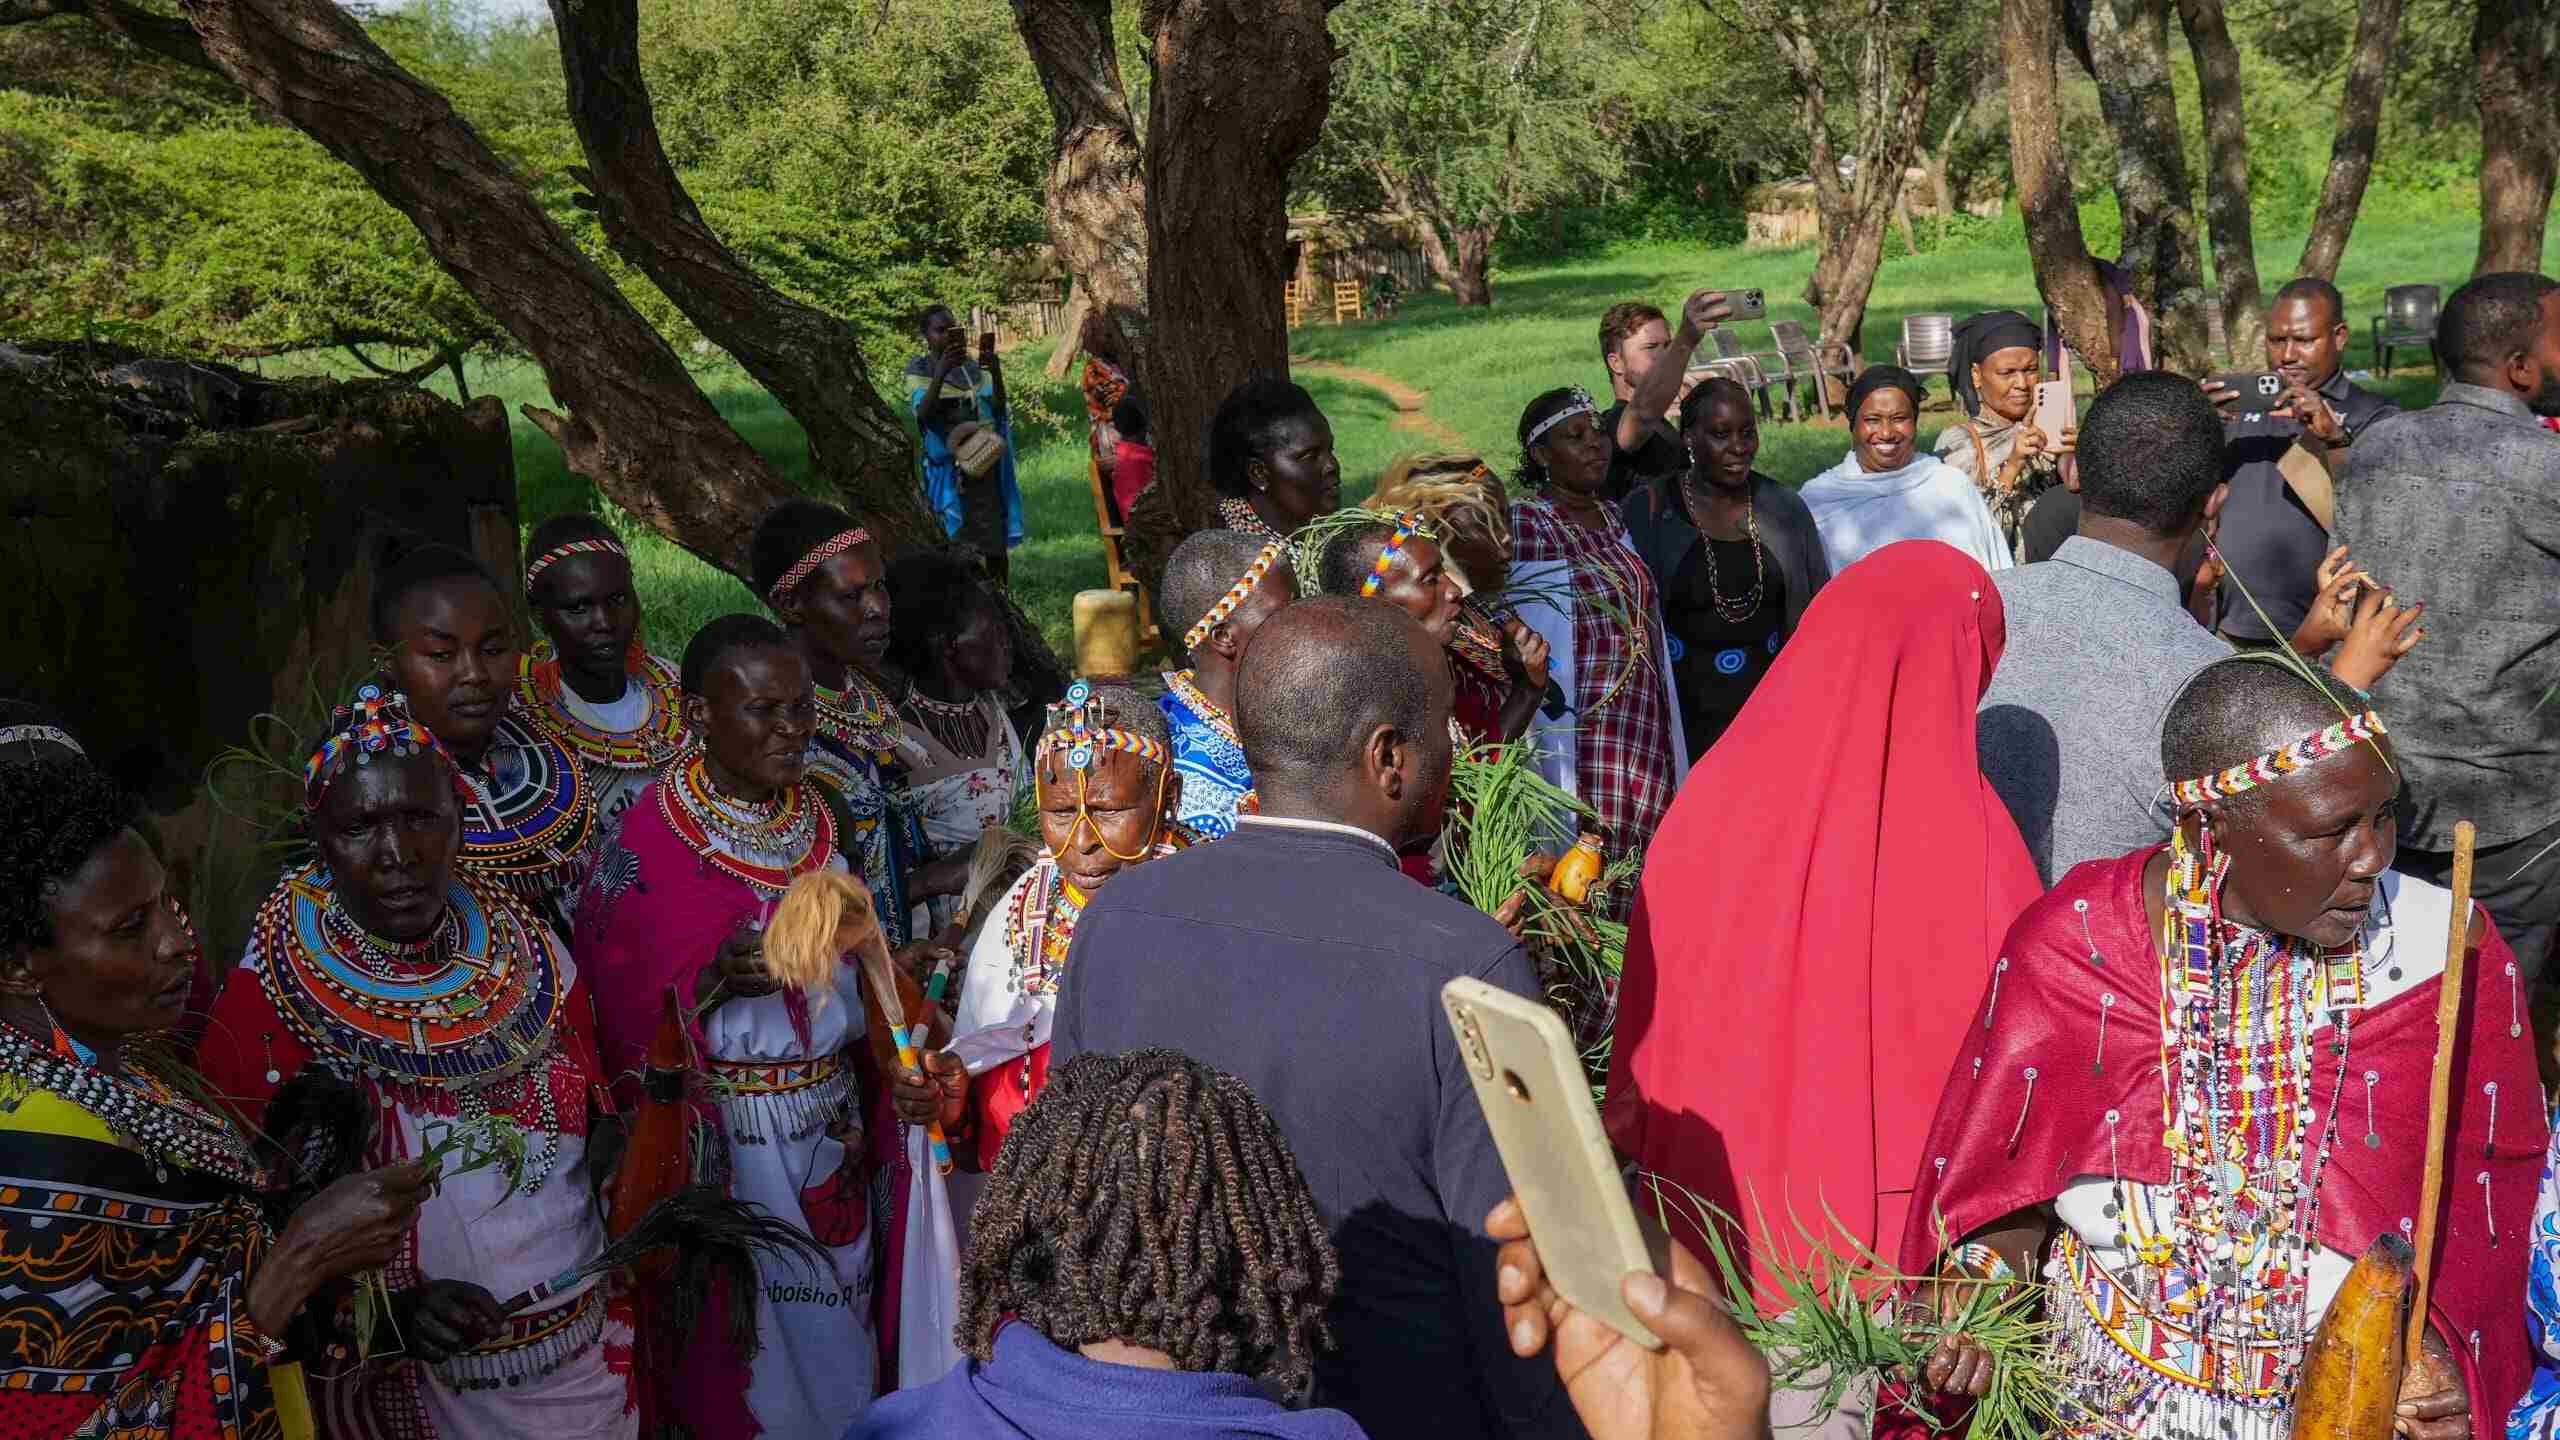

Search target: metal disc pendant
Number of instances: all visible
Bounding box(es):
[2365,1132,2382,1148]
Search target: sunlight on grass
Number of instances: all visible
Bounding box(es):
[457,208,2504,657]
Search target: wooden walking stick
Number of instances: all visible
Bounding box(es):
[2404,819,2478,1364]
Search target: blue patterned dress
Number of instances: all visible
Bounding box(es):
[2511,1120,2560,1440]
[1159,670,1252,842]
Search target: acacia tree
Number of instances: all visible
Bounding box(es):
[2470,0,2558,273]
[3,0,935,576]
[1010,0,1151,370]
[2001,0,2120,380]
[2077,0,2211,373]
[2176,0,2263,362]
[1313,0,1625,308]
[2295,0,2406,281]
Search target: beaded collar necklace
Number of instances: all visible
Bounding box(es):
[1164,670,1238,746]
[454,714,598,901]
[659,749,838,897]
[814,669,903,757]
[0,1019,269,1188]
[1218,496,1286,542]
[516,650,689,771]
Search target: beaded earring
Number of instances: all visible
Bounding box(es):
[41,999,95,1067]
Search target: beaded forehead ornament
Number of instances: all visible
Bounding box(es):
[1036,681,1170,862]
[1524,387,1598,449]
[767,526,874,608]
[2165,711,2388,809]
[523,536,628,597]
[1182,540,1286,654]
[304,685,458,812]
[0,724,80,755]
[1359,510,1442,598]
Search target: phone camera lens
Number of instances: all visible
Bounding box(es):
[1502,1070,1533,1104]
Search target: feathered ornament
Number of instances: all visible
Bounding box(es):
[763,869,956,1174]
[953,824,1040,933]
[498,1184,830,1360]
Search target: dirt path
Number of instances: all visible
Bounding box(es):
[1291,357,1467,450]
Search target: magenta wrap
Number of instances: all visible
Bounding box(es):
[1890,848,2547,1434]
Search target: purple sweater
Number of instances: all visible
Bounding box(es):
[850,1323,1368,1440]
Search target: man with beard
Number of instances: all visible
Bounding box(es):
[2334,271,2560,987]
[1051,597,1578,1440]
[2201,277,2399,648]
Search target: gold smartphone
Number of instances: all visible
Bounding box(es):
[1441,977,1661,1349]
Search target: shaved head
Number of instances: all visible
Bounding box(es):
[1236,596,1450,801]
[2161,655,2365,800]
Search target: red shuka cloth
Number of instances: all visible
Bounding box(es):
[1894,848,2547,1428]
[1606,539,2043,1282]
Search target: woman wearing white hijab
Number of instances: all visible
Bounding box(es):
[1801,365,2012,575]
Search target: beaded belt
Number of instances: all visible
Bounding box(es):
[434,1283,603,1393]
[2053,1232,2293,1414]
[706,1050,842,1095]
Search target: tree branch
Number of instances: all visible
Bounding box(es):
[0,0,218,70]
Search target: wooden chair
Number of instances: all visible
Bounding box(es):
[1896,312,1956,407]
[2371,285,2441,378]
[1332,279,1363,324]
[1283,282,1305,329]
[1084,454,1157,641]
[1769,319,1861,420]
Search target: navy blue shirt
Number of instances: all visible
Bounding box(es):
[2213,369,2398,641]
[1053,818,1579,1440]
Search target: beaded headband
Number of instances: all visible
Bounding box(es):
[2166,711,2388,809]
[0,724,80,755]
[1182,540,1286,653]
[1359,510,1442,598]
[303,684,458,812]
[1524,387,1597,450]
[767,527,874,608]
[1036,681,1168,773]
[524,536,629,596]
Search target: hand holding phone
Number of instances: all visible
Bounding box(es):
[1444,977,1659,1348]
[1730,289,1766,322]
[2032,377,2075,444]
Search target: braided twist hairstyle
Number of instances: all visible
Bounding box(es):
[957,1048,1339,1389]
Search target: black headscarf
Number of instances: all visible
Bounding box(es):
[1845,364,1923,420]
[1948,310,2042,416]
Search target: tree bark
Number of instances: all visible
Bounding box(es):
[2004,0,2119,380]
[2295,0,2404,281]
[2471,0,2560,275]
[1783,9,1935,389]
[1450,226,1494,307]
[2177,0,2264,364]
[1372,166,1494,307]
[1012,0,1153,372]
[1125,0,1340,589]
[169,0,794,576]
[2084,0,2211,373]
[545,0,931,544]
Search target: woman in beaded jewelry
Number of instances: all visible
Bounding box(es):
[515,513,690,834]
[1893,656,2540,1440]
[577,615,959,1431]
[1304,506,1551,750]
[885,551,1026,931]
[1155,528,1299,843]
[0,754,432,1440]
[893,682,1185,1173]
[197,689,629,1440]
[1208,377,1343,541]
[374,543,600,938]
[1620,376,1830,758]
[750,501,969,950]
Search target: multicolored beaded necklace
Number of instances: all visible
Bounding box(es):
[1000,860,1084,1004]
[658,748,839,898]
[515,649,689,772]
[0,1018,269,1188]
[815,668,905,759]
[1218,496,1285,542]
[455,713,598,903]
[1163,669,1238,747]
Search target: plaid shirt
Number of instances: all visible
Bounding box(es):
[1509,497,1681,851]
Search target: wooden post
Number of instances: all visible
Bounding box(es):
[2406,819,2478,1362]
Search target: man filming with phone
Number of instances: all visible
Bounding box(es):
[2198,277,2397,647]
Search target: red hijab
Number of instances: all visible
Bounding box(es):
[1605,539,2042,1281]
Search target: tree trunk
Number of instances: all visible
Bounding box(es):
[2472,0,2560,275]
[1125,0,1339,591]
[545,0,930,544]
[168,0,794,577]
[1451,225,1494,307]
[2177,0,2264,364]
[2295,0,2404,281]
[1377,167,1494,308]
[1012,0,1153,370]
[2004,0,2119,380]
[2084,0,2211,373]
[1894,190,1921,256]
[1786,17,1934,394]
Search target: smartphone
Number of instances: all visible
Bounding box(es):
[2033,377,2075,439]
[1441,977,1661,1349]
[2213,371,2288,408]
[1730,288,1766,321]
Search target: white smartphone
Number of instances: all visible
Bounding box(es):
[1441,977,1661,1349]
[2033,377,2075,440]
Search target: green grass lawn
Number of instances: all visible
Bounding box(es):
[439,203,2543,661]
